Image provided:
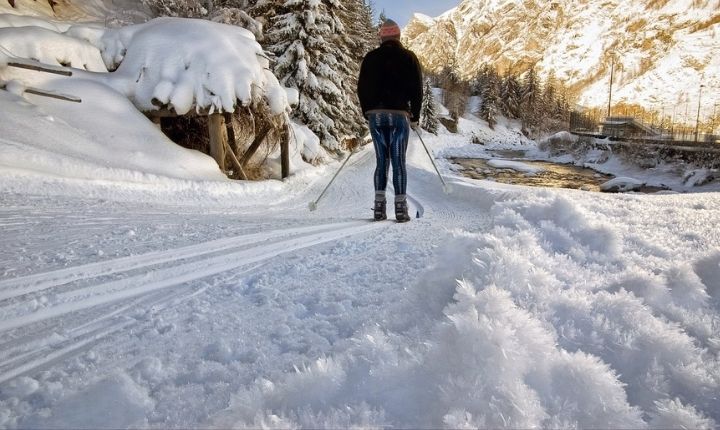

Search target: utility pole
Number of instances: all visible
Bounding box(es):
[684,96,689,140]
[694,84,705,143]
[607,55,615,119]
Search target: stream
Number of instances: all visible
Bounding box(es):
[450,151,666,193]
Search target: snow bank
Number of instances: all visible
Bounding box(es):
[488,159,544,174]
[291,122,325,164]
[600,176,645,192]
[0,26,106,72]
[21,372,154,429]
[215,189,719,428]
[0,82,227,184]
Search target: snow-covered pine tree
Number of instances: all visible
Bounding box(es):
[262,0,361,149]
[479,67,499,128]
[554,82,571,122]
[536,73,558,131]
[377,9,387,27]
[142,0,208,18]
[420,78,439,134]
[520,67,541,130]
[209,1,263,38]
[334,0,377,140]
[499,74,521,119]
[144,0,263,37]
[248,0,280,40]
[443,66,468,120]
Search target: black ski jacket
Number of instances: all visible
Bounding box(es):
[357,40,423,122]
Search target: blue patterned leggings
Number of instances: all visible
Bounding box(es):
[368,112,410,196]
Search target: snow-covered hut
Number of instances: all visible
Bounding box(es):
[0,14,296,179]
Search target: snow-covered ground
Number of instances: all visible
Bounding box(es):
[1,11,719,430]
[1,86,719,427]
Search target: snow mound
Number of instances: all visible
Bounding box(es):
[684,168,716,187]
[0,26,107,72]
[0,82,226,183]
[600,176,645,192]
[488,159,544,174]
[20,372,154,429]
[100,17,290,115]
[539,131,578,147]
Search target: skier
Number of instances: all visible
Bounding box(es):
[357,18,423,222]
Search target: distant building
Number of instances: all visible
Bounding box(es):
[600,117,660,138]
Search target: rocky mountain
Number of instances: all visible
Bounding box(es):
[403,0,720,118]
[0,0,150,24]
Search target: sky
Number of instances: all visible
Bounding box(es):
[372,0,457,27]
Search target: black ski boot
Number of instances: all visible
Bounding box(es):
[374,199,387,221]
[395,197,411,223]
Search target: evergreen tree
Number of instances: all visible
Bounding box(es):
[479,67,499,128]
[444,66,468,120]
[420,78,439,134]
[520,67,541,130]
[499,74,521,119]
[554,83,571,122]
[262,0,361,149]
[335,0,376,137]
[377,9,387,27]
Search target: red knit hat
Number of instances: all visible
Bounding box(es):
[379,19,401,41]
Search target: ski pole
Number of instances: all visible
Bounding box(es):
[414,128,451,194]
[308,149,356,211]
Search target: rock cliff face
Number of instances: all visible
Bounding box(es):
[0,0,150,23]
[403,0,720,114]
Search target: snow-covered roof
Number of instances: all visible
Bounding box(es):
[0,15,291,116]
[99,18,290,116]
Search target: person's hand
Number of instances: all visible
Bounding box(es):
[410,121,419,131]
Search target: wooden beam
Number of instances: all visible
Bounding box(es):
[7,61,72,76]
[208,113,227,171]
[223,139,248,180]
[24,87,81,103]
[1,82,81,103]
[239,125,272,167]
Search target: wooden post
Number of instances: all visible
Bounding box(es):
[208,113,227,171]
[281,126,290,179]
[223,112,237,153]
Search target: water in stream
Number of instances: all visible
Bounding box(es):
[450,157,616,192]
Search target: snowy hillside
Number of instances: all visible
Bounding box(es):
[403,0,720,117]
[1,6,719,430]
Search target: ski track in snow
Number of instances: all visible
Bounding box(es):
[0,219,388,382]
[1,138,719,428]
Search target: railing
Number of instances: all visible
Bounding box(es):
[571,131,720,149]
